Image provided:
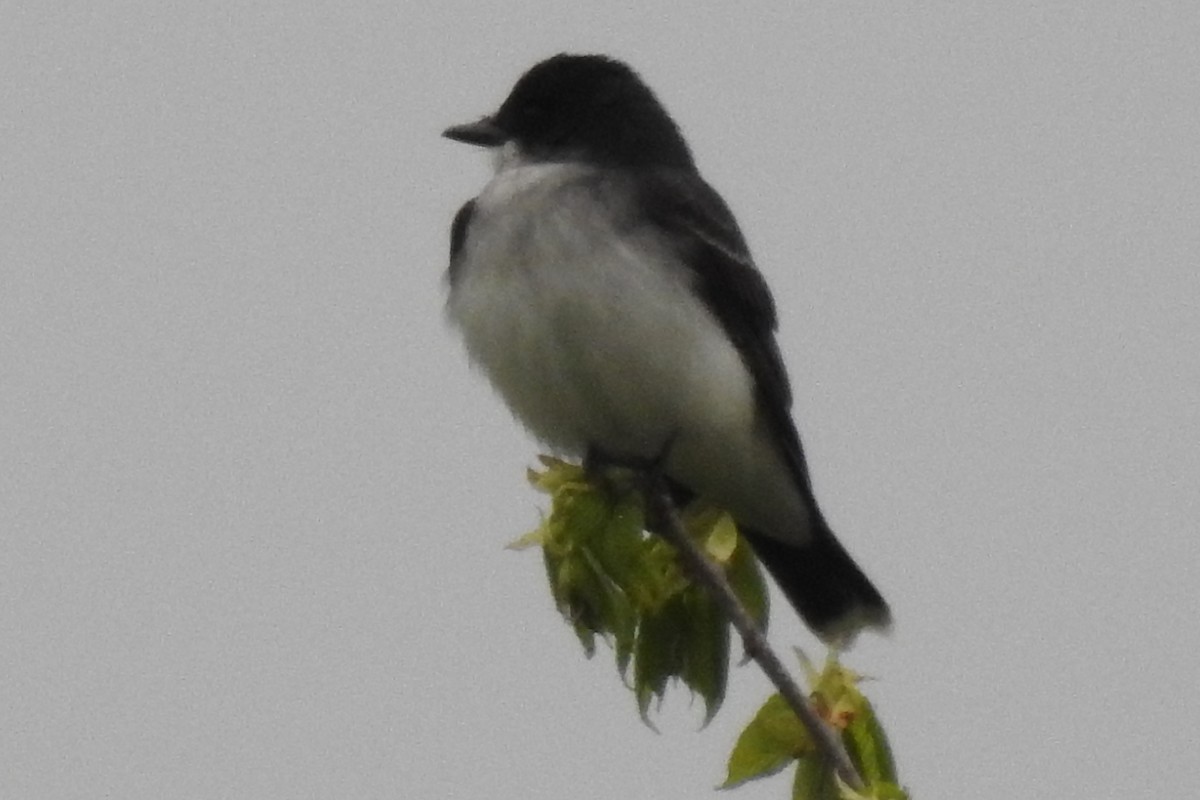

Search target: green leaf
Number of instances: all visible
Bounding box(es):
[520,459,903,798]
[793,755,837,800]
[807,656,899,787]
[833,777,909,800]
[590,499,682,615]
[680,586,729,725]
[551,552,600,655]
[726,530,770,630]
[507,527,546,550]
[524,458,737,720]
[527,455,587,494]
[633,593,688,722]
[577,546,637,670]
[842,691,897,787]
[680,504,732,556]
[627,536,690,612]
[724,656,904,799]
[722,693,811,788]
[519,458,801,730]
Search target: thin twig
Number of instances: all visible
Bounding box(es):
[642,475,864,791]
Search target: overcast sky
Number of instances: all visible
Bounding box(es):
[4,3,1199,798]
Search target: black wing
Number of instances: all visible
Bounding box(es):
[633,169,818,497]
[446,199,477,284]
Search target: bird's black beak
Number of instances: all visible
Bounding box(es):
[442,116,507,147]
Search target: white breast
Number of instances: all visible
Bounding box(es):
[446,158,810,539]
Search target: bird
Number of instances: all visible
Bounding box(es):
[442,53,890,643]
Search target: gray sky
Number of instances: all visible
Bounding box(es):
[4,2,1198,798]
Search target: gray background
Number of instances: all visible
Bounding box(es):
[4,2,1198,798]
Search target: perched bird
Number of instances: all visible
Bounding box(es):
[443,54,890,643]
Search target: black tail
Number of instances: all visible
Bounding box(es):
[741,527,891,644]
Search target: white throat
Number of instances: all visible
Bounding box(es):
[490,140,525,174]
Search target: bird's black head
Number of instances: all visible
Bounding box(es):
[443,54,694,170]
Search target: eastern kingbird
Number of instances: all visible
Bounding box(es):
[443,54,890,643]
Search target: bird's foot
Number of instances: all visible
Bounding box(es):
[581,445,645,503]
[584,435,686,530]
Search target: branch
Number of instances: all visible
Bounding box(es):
[642,474,865,792]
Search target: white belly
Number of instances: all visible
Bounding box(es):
[446,161,811,540]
